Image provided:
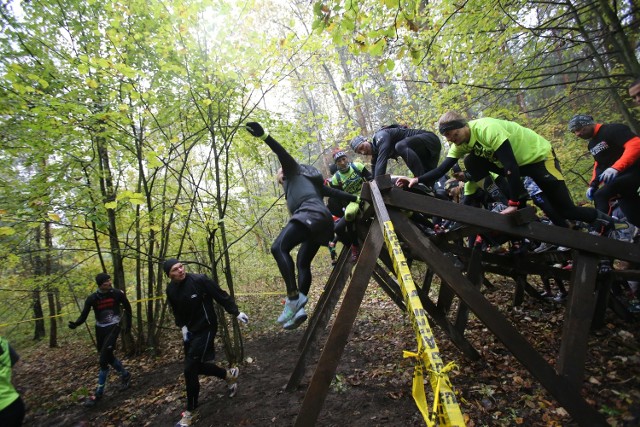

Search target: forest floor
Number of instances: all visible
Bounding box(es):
[12,266,640,427]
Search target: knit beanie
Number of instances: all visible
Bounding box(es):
[163,258,180,276]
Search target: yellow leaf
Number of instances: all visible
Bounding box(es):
[0,226,15,236]
[48,213,61,222]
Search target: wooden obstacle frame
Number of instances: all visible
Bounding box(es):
[289,175,640,427]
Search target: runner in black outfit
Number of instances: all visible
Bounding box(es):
[68,273,132,406]
[569,114,640,227]
[245,122,357,330]
[164,259,248,427]
[350,126,442,177]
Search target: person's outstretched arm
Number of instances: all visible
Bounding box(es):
[321,185,358,203]
[68,296,93,329]
[418,157,457,185]
[245,122,298,176]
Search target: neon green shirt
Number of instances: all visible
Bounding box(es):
[330,161,366,196]
[463,171,500,196]
[0,337,19,411]
[447,118,551,167]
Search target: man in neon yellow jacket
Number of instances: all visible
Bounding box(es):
[397,111,619,233]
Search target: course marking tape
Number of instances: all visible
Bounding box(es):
[382,220,465,426]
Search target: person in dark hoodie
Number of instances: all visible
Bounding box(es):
[164,259,249,427]
[245,122,357,331]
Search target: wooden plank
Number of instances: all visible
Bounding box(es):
[455,240,484,332]
[390,215,608,426]
[294,221,384,427]
[379,186,640,263]
[286,246,353,391]
[437,279,456,313]
[513,275,526,306]
[297,245,351,352]
[372,263,406,311]
[591,272,612,330]
[557,252,600,389]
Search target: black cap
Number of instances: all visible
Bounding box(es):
[95,273,111,286]
[163,258,179,276]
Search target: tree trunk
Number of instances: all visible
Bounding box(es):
[44,220,57,348]
[32,226,45,340]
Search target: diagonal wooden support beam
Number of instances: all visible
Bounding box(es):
[296,245,351,352]
[556,251,599,389]
[372,263,406,311]
[294,221,384,427]
[286,245,353,392]
[389,211,608,426]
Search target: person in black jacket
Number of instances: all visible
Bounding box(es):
[164,258,248,427]
[68,273,132,406]
[569,114,640,228]
[245,122,357,330]
[350,125,442,177]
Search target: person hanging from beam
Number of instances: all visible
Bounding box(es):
[245,122,357,330]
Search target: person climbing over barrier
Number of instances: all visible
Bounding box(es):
[350,124,442,178]
[568,114,640,228]
[245,122,357,330]
[327,149,373,262]
[396,111,624,235]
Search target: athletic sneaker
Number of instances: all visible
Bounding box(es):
[120,371,131,391]
[553,292,568,303]
[533,242,555,253]
[226,367,239,398]
[83,393,102,407]
[277,293,308,324]
[283,307,308,330]
[175,410,198,427]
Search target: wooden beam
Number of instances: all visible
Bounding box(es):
[557,251,600,389]
[375,186,640,262]
[372,263,406,311]
[390,213,608,426]
[294,221,384,427]
[287,246,353,391]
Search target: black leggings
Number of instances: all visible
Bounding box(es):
[184,330,226,411]
[0,396,25,427]
[465,154,599,224]
[96,324,120,370]
[395,133,442,176]
[333,217,357,247]
[593,168,640,227]
[271,220,322,296]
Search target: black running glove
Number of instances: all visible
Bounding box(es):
[245,122,268,140]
